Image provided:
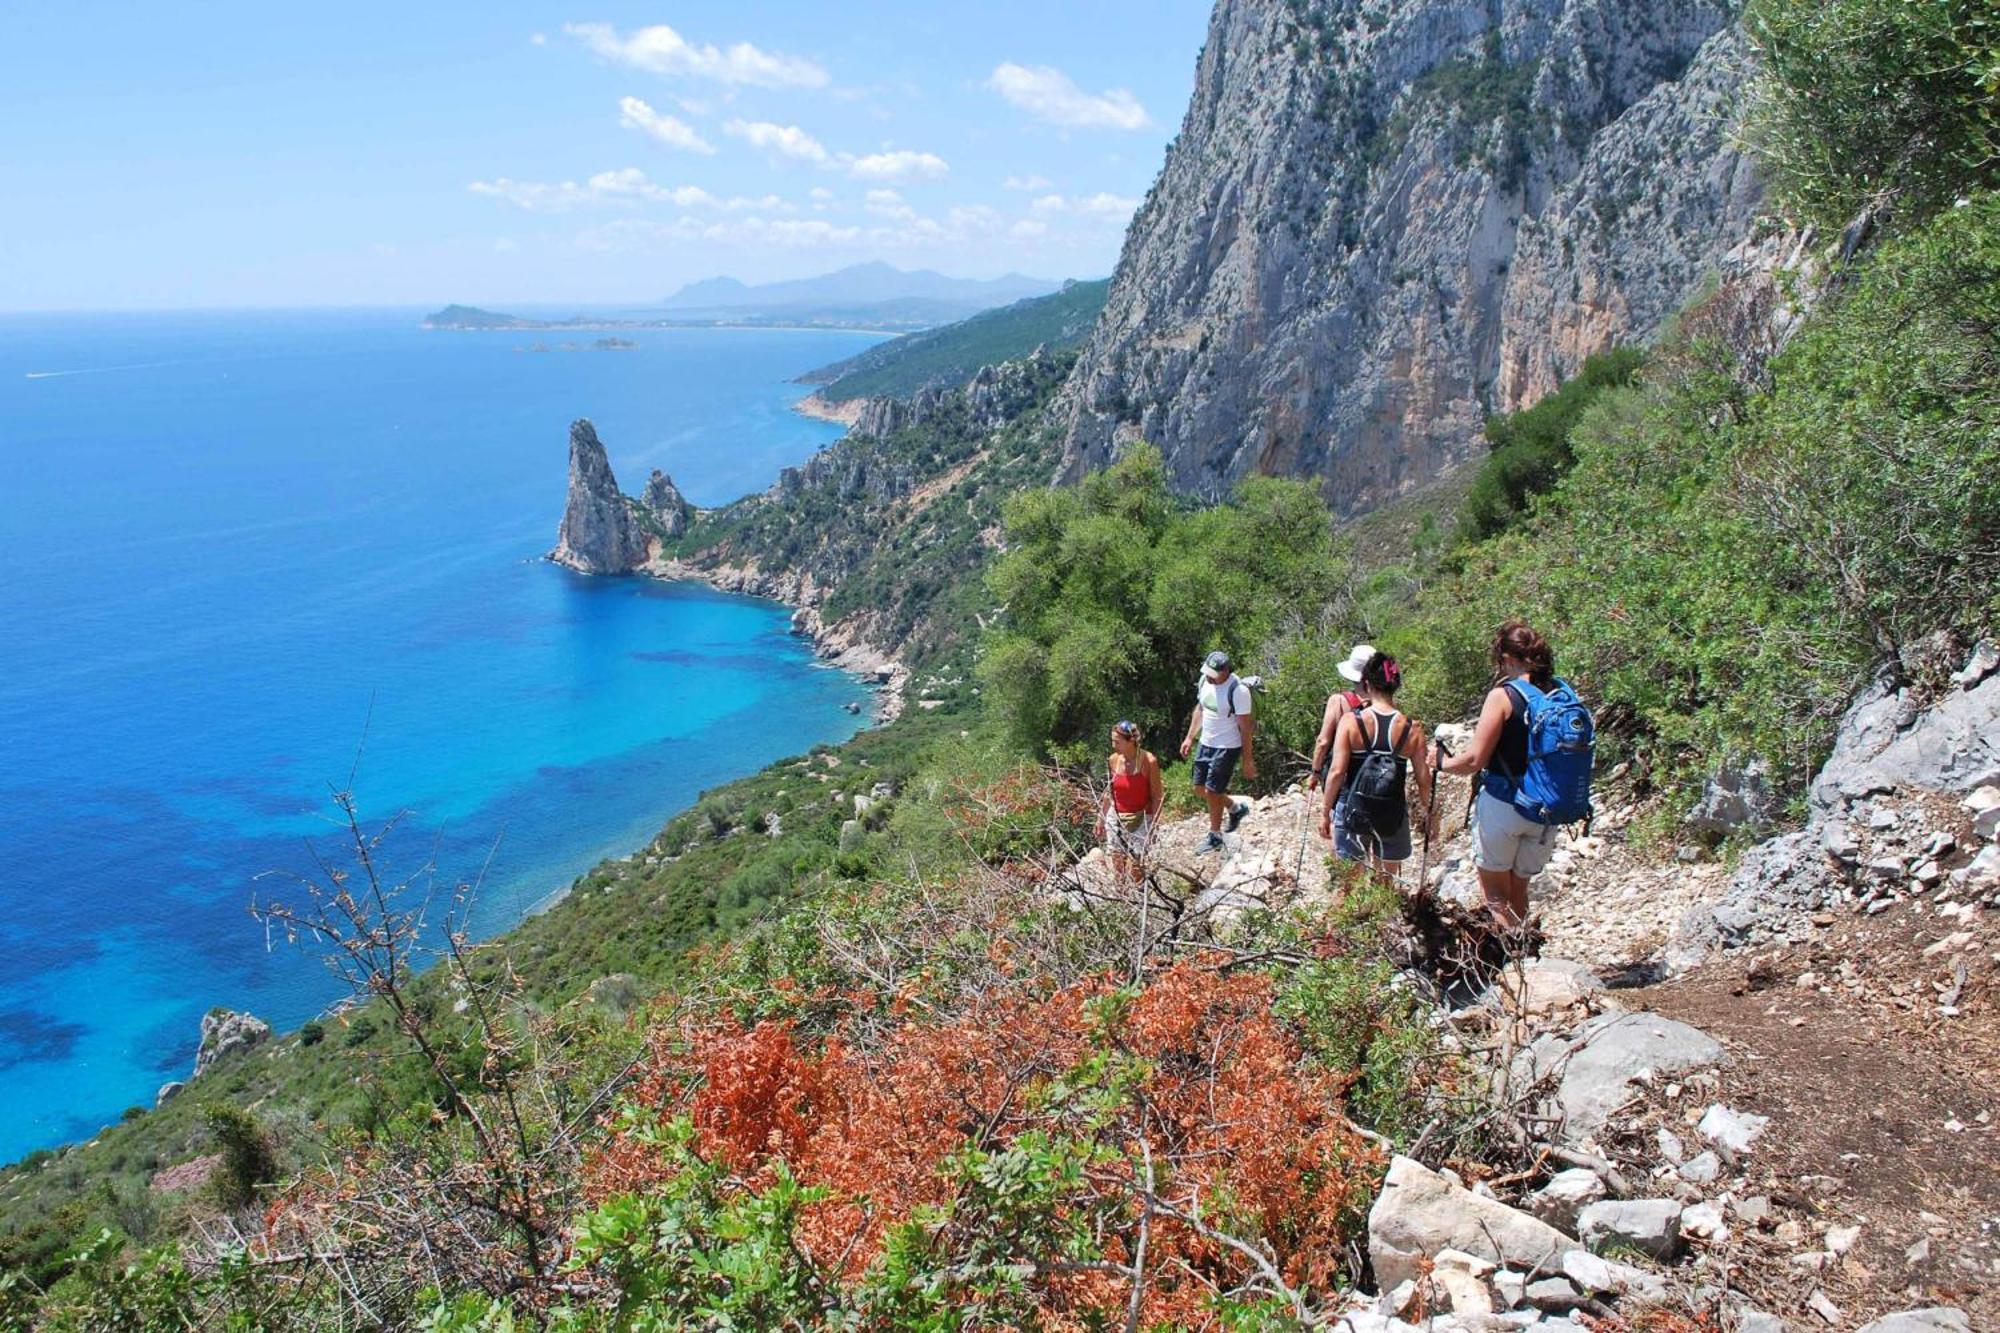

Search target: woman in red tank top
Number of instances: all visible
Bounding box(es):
[1103,719,1163,883]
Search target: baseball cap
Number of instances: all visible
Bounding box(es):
[1203,650,1232,673]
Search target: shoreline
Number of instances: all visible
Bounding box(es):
[791,390,868,428]
[642,554,909,726]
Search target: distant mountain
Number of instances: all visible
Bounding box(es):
[803,279,1111,403]
[659,263,1060,324]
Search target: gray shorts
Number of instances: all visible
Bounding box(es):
[1473,789,1558,877]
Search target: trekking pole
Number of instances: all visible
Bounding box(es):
[1292,782,1311,891]
[1415,740,1446,899]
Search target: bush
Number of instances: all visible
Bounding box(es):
[1460,346,1642,542]
[198,1103,275,1211]
[1746,0,2000,229]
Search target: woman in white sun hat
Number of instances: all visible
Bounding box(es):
[1309,643,1376,791]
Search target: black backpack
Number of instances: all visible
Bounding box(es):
[1344,711,1409,844]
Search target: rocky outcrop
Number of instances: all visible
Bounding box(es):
[551,419,652,574]
[1055,0,1761,514]
[1674,640,2000,960]
[640,469,691,539]
[194,1008,270,1078]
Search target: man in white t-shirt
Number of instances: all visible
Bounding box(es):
[1179,650,1256,853]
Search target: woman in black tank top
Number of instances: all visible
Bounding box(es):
[1315,652,1436,885]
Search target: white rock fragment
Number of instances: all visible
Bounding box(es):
[1699,1103,1771,1152]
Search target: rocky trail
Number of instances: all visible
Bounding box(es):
[1072,644,2000,1330]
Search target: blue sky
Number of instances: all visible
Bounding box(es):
[0,1,1215,311]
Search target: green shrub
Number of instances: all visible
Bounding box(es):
[1746,0,2000,229]
[198,1103,276,1211]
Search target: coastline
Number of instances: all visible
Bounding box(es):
[644,554,909,725]
[791,390,868,427]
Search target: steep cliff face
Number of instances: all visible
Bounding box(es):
[1056,0,1763,514]
[550,419,652,574]
[640,469,692,539]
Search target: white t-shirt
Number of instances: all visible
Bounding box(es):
[1197,674,1253,749]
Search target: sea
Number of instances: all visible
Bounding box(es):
[0,309,888,1162]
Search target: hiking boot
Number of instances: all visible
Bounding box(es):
[1199,832,1226,854]
[1226,801,1250,833]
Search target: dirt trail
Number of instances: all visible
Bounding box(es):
[1113,771,2000,1324]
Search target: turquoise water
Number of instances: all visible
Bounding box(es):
[0,311,887,1161]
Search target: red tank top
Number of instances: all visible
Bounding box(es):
[1111,762,1152,814]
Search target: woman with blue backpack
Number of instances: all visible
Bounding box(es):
[1315,651,1437,883]
[1439,621,1596,928]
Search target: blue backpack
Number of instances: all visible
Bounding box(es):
[1493,678,1595,826]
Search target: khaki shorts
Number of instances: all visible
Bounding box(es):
[1473,789,1557,877]
[1104,809,1154,858]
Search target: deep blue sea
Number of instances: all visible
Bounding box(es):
[0,310,888,1162]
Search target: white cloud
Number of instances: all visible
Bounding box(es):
[864,188,913,219]
[725,123,948,182]
[565,22,828,88]
[727,119,832,165]
[726,193,794,213]
[468,168,717,213]
[846,149,949,182]
[1027,191,1139,223]
[1076,191,1140,220]
[1004,174,1053,191]
[618,97,716,154]
[530,32,548,47]
[986,62,1151,131]
[1010,218,1049,238]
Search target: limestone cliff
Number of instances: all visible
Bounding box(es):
[640,469,692,539]
[551,419,652,573]
[1056,0,1764,515]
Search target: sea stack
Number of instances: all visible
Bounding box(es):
[641,468,692,538]
[551,418,651,573]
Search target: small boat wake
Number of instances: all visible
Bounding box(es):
[25,359,184,380]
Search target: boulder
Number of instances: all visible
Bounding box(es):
[1686,760,1775,838]
[1673,830,1835,962]
[1523,1168,1606,1230]
[1485,958,1611,1023]
[194,1008,271,1078]
[1854,1311,1970,1333]
[1812,661,2000,812]
[1965,785,2000,840]
[1560,1248,1667,1303]
[1367,1155,1573,1289]
[1514,1012,1726,1144]
[1577,1199,1683,1260]
[1524,1277,1585,1311]
[155,1081,185,1107]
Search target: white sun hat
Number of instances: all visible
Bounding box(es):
[1336,643,1378,683]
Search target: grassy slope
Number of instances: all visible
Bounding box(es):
[803,280,1109,403]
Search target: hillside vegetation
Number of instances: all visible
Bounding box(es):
[4,0,1997,1326]
[803,280,1110,404]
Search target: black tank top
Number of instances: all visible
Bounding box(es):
[1487,684,1531,782]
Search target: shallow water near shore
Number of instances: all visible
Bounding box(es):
[0,310,888,1161]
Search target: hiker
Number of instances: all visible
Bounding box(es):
[1315,651,1435,882]
[1439,620,1596,928]
[1100,719,1163,883]
[1179,650,1256,853]
[1307,642,1377,841]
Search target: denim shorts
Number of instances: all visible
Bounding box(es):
[1473,788,1558,876]
[1190,744,1240,794]
[1336,816,1413,862]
